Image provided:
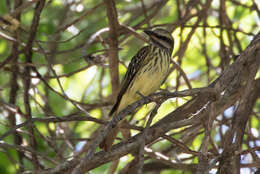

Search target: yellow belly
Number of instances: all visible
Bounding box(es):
[117,56,169,113]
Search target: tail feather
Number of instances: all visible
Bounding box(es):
[108,99,120,117]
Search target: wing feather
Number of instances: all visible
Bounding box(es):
[109,46,150,116]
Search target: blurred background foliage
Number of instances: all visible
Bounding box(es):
[0,0,259,173]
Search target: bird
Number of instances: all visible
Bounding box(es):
[100,28,174,151]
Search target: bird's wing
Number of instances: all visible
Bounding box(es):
[109,46,150,116]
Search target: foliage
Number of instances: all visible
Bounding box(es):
[0,0,259,173]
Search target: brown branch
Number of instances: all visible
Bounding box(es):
[7,0,24,172]
[40,87,217,174]
[57,2,104,32]
[217,54,260,173]
[137,102,162,174]
[0,142,58,164]
[39,29,260,174]
[171,59,192,89]
[104,0,120,100]
[0,112,107,141]
[10,0,40,17]
[143,161,197,172]
[22,0,45,169]
[140,0,150,27]
[1,1,259,173]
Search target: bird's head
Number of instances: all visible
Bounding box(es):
[144,28,174,53]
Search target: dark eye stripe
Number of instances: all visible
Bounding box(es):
[153,33,173,46]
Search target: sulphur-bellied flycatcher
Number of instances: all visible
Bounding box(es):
[100,28,174,151]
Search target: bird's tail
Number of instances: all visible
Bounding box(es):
[108,98,120,117]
